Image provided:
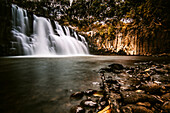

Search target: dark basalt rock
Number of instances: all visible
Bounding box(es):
[110,92,121,100]
[139,82,162,94]
[84,89,97,96]
[105,78,118,84]
[70,105,86,113]
[162,101,170,113]
[98,96,109,104]
[80,99,98,108]
[161,93,170,101]
[70,91,84,100]
[121,105,153,113]
[136,102,151,108]
[99,67,113,73]
[121,91,163,104]
[108,63,124,70]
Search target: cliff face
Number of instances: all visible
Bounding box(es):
[89,28,170,55]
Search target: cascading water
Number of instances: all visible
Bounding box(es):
[11,4,89,56]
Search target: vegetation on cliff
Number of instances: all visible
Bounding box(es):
[2,0,170,55]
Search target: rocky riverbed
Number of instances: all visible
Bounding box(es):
[70,61,170,113]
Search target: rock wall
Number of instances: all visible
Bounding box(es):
[91,30,170,55]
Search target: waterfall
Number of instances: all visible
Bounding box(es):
[11,4,89,56]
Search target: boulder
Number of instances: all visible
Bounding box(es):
[139,82,162,94]
[70,91,84,100]
[162,101,170,113]
[80,99,98,108]
[70,105,86,113]
[84,89,97,96]
[108,63,124,70]
[162,93,170,101]
[136,102,151,108]
[121,105,153,113]
[121,91,163,104]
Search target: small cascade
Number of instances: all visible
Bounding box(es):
[11,4,89,56]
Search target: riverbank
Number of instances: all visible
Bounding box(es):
[70,61,170,113]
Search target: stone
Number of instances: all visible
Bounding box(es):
[105,79,118,84]
[121,105,153,113]
[100,67,112,73]
[135,90,145,93]
[108,63,124,70]
[70,91,84,100]
[162,101,170,113]
[162,93,170,101]
[121,91,163,104]
[97,105,111,113]
[84,89,97,96]
[136,102,151,108]
[155,68,168,74]
[139,82,162,94]
[110,92,121,100]
[126,70,134,74]
[70,105,86,113]
[93,91,106,97]
[80,99,98,108]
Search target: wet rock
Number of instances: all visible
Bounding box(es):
[120,85,136,91]
[139,82,162,94]
[162,93,170,101]
[164,84,170,92]
[155,68,168,74]
[105,78,118,84]
[100,67,112,73]
[70,91,84,100]
[162,101,170,113]
[93,90,106,97]
[98,98,109,109]
[80,99,98,108]
[137,73,151,81]
[136,102,151,108]
[163,65,170,71]
[70,105,85,113]
[126,70,134,74]
[97,105,111,113]
[121,105,153,113]
[84,89,97,96]
[110,92,121,100]
[109,84,121,92]
[135,90,145,93]
[87,110,93,113]
[121,91,163,104]
[108,63,124,70]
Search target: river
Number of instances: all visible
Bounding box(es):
[0,55,169,113]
